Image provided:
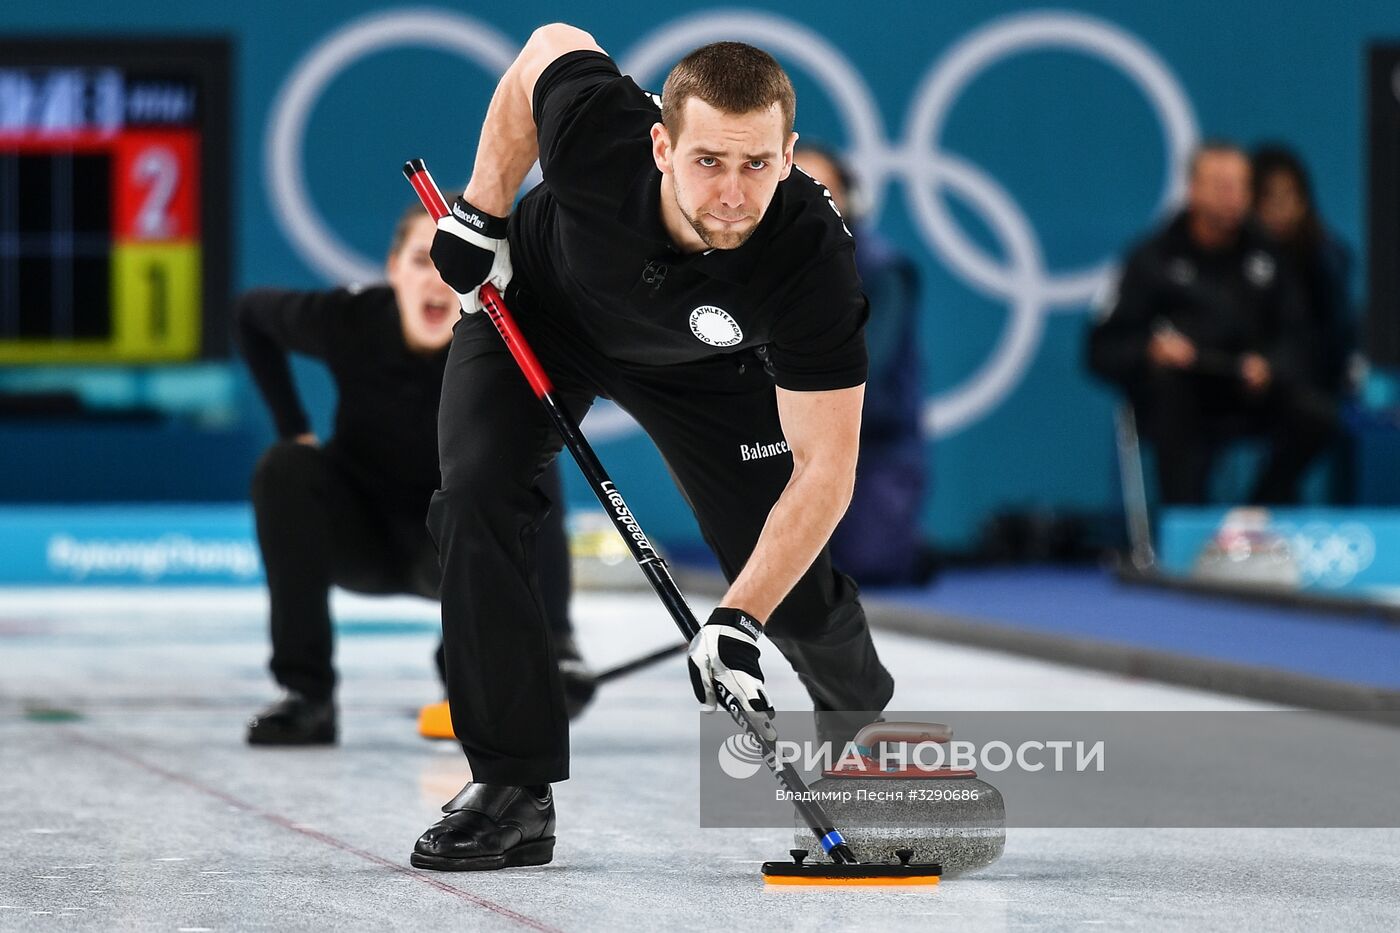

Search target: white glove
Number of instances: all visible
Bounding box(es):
[687,608,776,741]
[429,197,513,314]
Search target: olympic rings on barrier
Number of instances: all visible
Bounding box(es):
[266,8,1199,437]
[1274,522,1378,589]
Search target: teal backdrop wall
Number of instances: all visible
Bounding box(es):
[3,1,1396,550]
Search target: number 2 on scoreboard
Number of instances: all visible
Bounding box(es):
[115,131,198,244]
[133,147,180,240]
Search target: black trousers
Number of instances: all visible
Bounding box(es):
[1141,369,1338,506]
[429,294,895,785]
[251,441,571,700]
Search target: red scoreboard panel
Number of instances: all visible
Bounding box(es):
[0,39,230,364]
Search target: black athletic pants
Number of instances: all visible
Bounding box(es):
[1142,369,1338,505]
[429,292,895,786]
[251,440,572,700]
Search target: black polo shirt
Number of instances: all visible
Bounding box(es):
[1088,212,1309,389]
[235,285,447,508]
[508,50,867,392]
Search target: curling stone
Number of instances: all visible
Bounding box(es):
[793,721,1005,875]
[1191,507,1299,588]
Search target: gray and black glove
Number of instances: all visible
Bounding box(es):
[429,196,512,314]
[687,608,776,740]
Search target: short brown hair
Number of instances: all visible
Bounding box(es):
[1188,139,1248,179]
[661,41,795,139]
[388,203,429,256]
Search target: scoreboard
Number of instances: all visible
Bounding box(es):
[0,38,230,364]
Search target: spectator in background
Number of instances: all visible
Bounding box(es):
[794,145,933,584]
[1252,145,1355,399]
[1088,140,1337,505]
[236,206,588,746]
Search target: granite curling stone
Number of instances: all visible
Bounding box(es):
[793,721,1005,875]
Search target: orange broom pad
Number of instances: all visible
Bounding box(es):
[763,874,940,887]
[417,701,455,740]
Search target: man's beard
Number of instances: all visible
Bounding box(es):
[676,189,759,250]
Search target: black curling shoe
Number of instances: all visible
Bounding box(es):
[411,783,556,871]
[245,692,336,746]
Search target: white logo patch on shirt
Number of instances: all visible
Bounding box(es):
[689,306,743,347]
[1167,258,1196,285]
[1245,251,1276,287]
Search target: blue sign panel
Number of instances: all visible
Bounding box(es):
[0,506,261,585]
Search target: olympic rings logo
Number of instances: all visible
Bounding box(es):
[1273,522,1377,589]
[266,8,1199,438]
